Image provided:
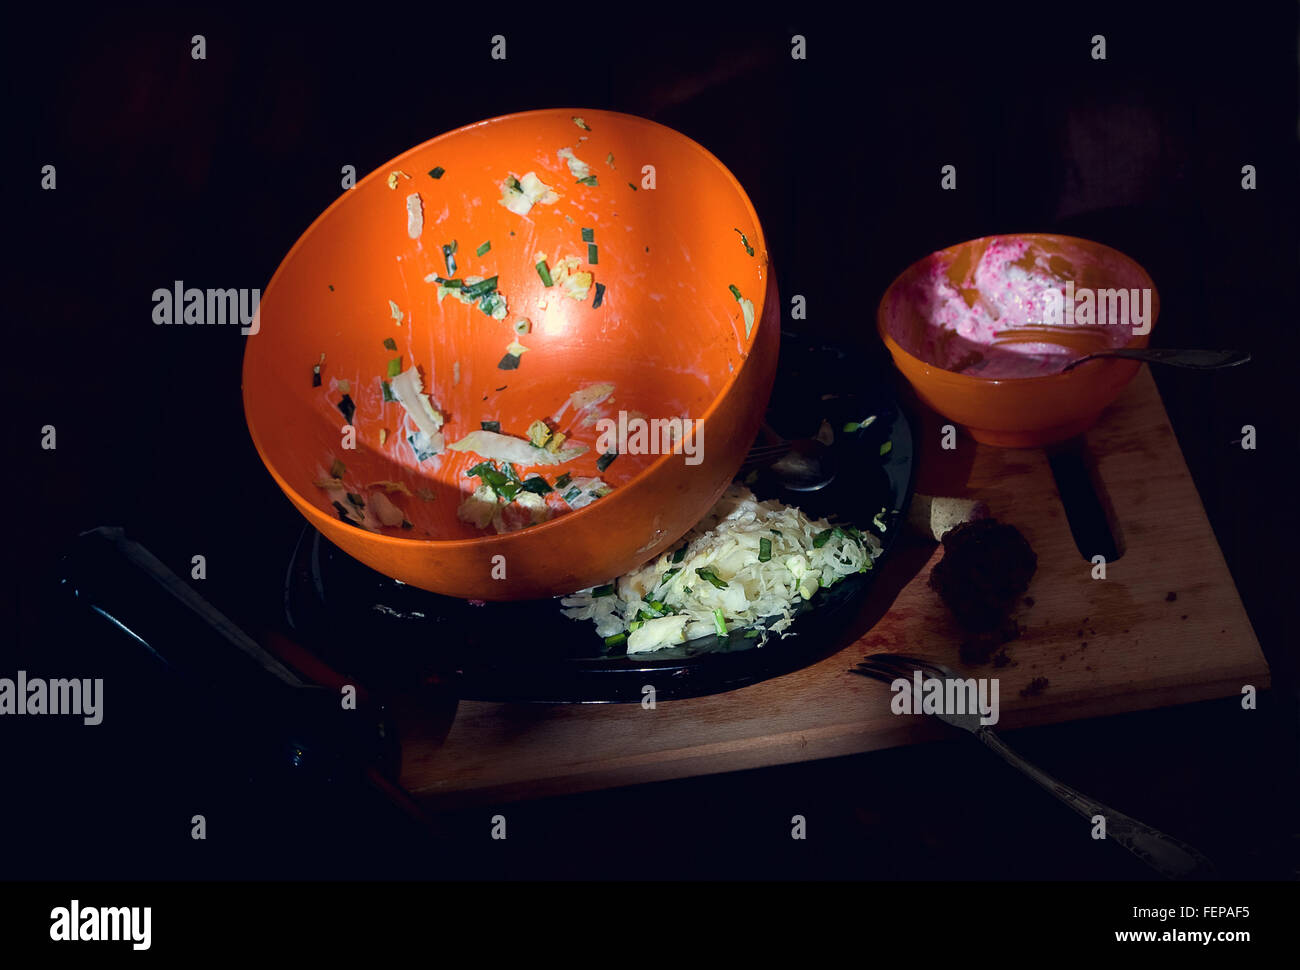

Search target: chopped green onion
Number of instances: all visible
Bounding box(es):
[513,318,531,335]
[312,366,321,387]
[381,380,396,402]
[476,240,491,257]
[628,182,637,191]
[758,537,772,562]
[593,282,606,308]
[442,242,457,276]
[400,520,413,530]
[587,243,598,264]
[498,352,521,370]
[519,476,553,495]
[554,472,572,489]
[770,529,783,537]
[695,568,728,589]
[332,501,353,522]
[592,584,615,598]
[573,116,591,130]
[596,451,617,472]
[604,632,626,647]
[581,227,594,243]
[435,276,463,288]
[330,458,346,479]
[461,275,498,299]
[661,568,680,583]
[408,431,437,461]
[480,420,501,432]
[478,292,505,317]
[387,357,402,378]
[728,284,742,301]
[744,629,760,639]
[536,261,553,286]
[383,337,397,351]
[813,528,834,549]
[734,229,754,256]
[671,546,687,564]
[627,620,644,632]
[880,441,893,456]
[504,175,521,192]
[346,492,365,508]
[428,166,445,179]
[337,394,356,425]
[713,609,728,636]
[466,461,510,490]
[502,462,522,484]
[576,175,598,186]
[562,487,582,503]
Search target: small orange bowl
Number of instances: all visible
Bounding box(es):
[243,109,777,600]
[877,233,1159,448]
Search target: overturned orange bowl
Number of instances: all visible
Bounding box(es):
[243,109,778,600]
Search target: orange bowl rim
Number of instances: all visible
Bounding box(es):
[875,231,1160,387]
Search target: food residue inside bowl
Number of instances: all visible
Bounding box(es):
[889,237,1151,379]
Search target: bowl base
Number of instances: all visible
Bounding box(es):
[966,412,1102,449]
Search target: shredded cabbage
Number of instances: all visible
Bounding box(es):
[561,486,882,653]
[448,429,588,465]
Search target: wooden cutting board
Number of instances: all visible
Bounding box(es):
[395,368,1269,809]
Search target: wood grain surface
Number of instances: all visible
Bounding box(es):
[395,368,1270,809]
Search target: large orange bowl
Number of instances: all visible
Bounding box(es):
[243,109,777,600]
[877,233,1159,448]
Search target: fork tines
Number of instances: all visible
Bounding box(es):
[850,652,951,684]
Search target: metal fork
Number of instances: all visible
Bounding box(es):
[851,652,1215,879]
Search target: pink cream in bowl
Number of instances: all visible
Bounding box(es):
[888,235,1154,379]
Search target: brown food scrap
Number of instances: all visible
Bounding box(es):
[958,617,1021,666]
[928,519,1037,633]
[1019,677,1050,699]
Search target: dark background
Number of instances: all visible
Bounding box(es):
[3,6,1297,881]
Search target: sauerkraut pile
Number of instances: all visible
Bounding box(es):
[561,485,883,654]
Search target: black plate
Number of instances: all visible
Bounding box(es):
[283,353,916,703]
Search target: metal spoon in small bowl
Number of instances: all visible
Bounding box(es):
[990,327,1252,374]
[1058,347,1252,373]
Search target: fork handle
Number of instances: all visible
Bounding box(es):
[975,726,1215,879]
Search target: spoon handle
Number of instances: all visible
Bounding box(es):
[1063,348,1252,372]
